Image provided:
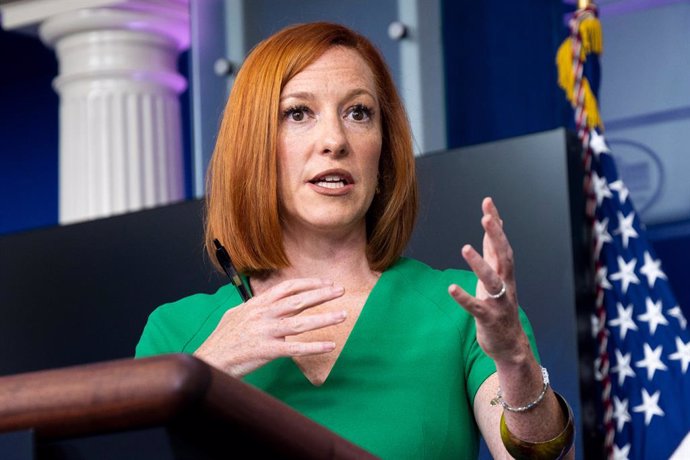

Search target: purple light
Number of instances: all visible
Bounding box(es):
[563,0,688,24]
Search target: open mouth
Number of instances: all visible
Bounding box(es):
[309,172,354,189]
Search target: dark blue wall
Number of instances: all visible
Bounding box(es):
[0,29,59,234]
[442,0,570,147]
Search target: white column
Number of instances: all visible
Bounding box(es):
[397,0,446,156]
[36,0,190,224]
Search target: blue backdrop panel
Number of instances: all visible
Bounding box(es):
[442,0,569,148]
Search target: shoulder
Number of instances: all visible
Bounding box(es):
[135,284,239,357]
[381,257,478,322]
[383,257,498,386]
[152,285,237,320]
[385,257,536,340]
[387,256,478,298]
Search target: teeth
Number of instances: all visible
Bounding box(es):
[316,180,345,189]
[312,174,348,189]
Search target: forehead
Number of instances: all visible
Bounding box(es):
[282,47,377,96]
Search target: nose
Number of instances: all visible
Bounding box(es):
[319,113,348,157]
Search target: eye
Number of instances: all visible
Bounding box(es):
[282,105,310,122]
[347,104,373,122]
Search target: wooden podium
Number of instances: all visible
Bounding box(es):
[0,354,378,459]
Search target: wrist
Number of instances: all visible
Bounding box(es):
[492,333,533,369]
[492,366,549,412]
[494,356,545,410]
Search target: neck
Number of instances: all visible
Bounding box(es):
[254,223,379,293]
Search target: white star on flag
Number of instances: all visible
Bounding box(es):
[609,302,638,340]
[668,337,690,374]
[611,349,636,386]
[639,251,667,288]
[669,306,688,330]
[635,343,668,381]
[637,297,668,335]
[613,396,631,432]
[609,302,637,339]
[632,388,665,426]
[615,211,639,249]
[609,180,629,204]
[613,443,631,460]
[637,297,669,335]
[592,171,613,206]
[590,129,611,157]
[594,217,613,258]
[596,265,612,290]
[609,256,640,294]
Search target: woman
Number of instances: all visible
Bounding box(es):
[136,22,574,459]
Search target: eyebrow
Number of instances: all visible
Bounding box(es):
[279,88,377,103]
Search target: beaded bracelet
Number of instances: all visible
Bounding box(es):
[491,366,550,412]
[499,391,575,460]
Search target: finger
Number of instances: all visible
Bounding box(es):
[482,196,502,226]
[481,213,509,252]
[448,283,489,320]
[480,215,514,281]
[262,278,336,303]
[273,310,348,337]
[461,244,505,295]
[280,340,337,357]
[274,284,345,317]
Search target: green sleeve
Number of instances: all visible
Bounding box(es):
[135,307,186,358]
[134,287,238,358]
[442,268,541,405]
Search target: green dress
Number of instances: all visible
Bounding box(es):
[136,257,539,459]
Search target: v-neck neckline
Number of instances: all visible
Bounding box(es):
[288,268,386,387]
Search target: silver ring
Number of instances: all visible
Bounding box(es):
[487,281,506,299]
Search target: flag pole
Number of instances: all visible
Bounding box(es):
[558,1,615,457]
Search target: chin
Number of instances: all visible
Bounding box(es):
[300,211,367,234]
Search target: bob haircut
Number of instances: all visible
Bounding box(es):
[205,21,418,276]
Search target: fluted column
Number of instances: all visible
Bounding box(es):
[38,0,190,224]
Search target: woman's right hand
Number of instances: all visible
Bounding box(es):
[193,278,346,378]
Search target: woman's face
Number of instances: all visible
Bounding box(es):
[276,46,382,237]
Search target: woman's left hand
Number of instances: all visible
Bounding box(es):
[448,196,531,365]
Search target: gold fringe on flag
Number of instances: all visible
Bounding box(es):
[555,12,604,131]
[579,16,603,56]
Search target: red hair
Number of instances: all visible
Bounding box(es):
[205,22,418,276]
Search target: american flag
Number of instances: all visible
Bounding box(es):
[589,130,690,459]
[556,2,690,458]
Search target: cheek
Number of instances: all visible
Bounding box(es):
[276,145,308,208]
[276,133,297,180]
[276,146,293,203]
[363,137,382,188]
[277,162,297,198]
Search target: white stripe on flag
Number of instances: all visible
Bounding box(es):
[670,432,690,460]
